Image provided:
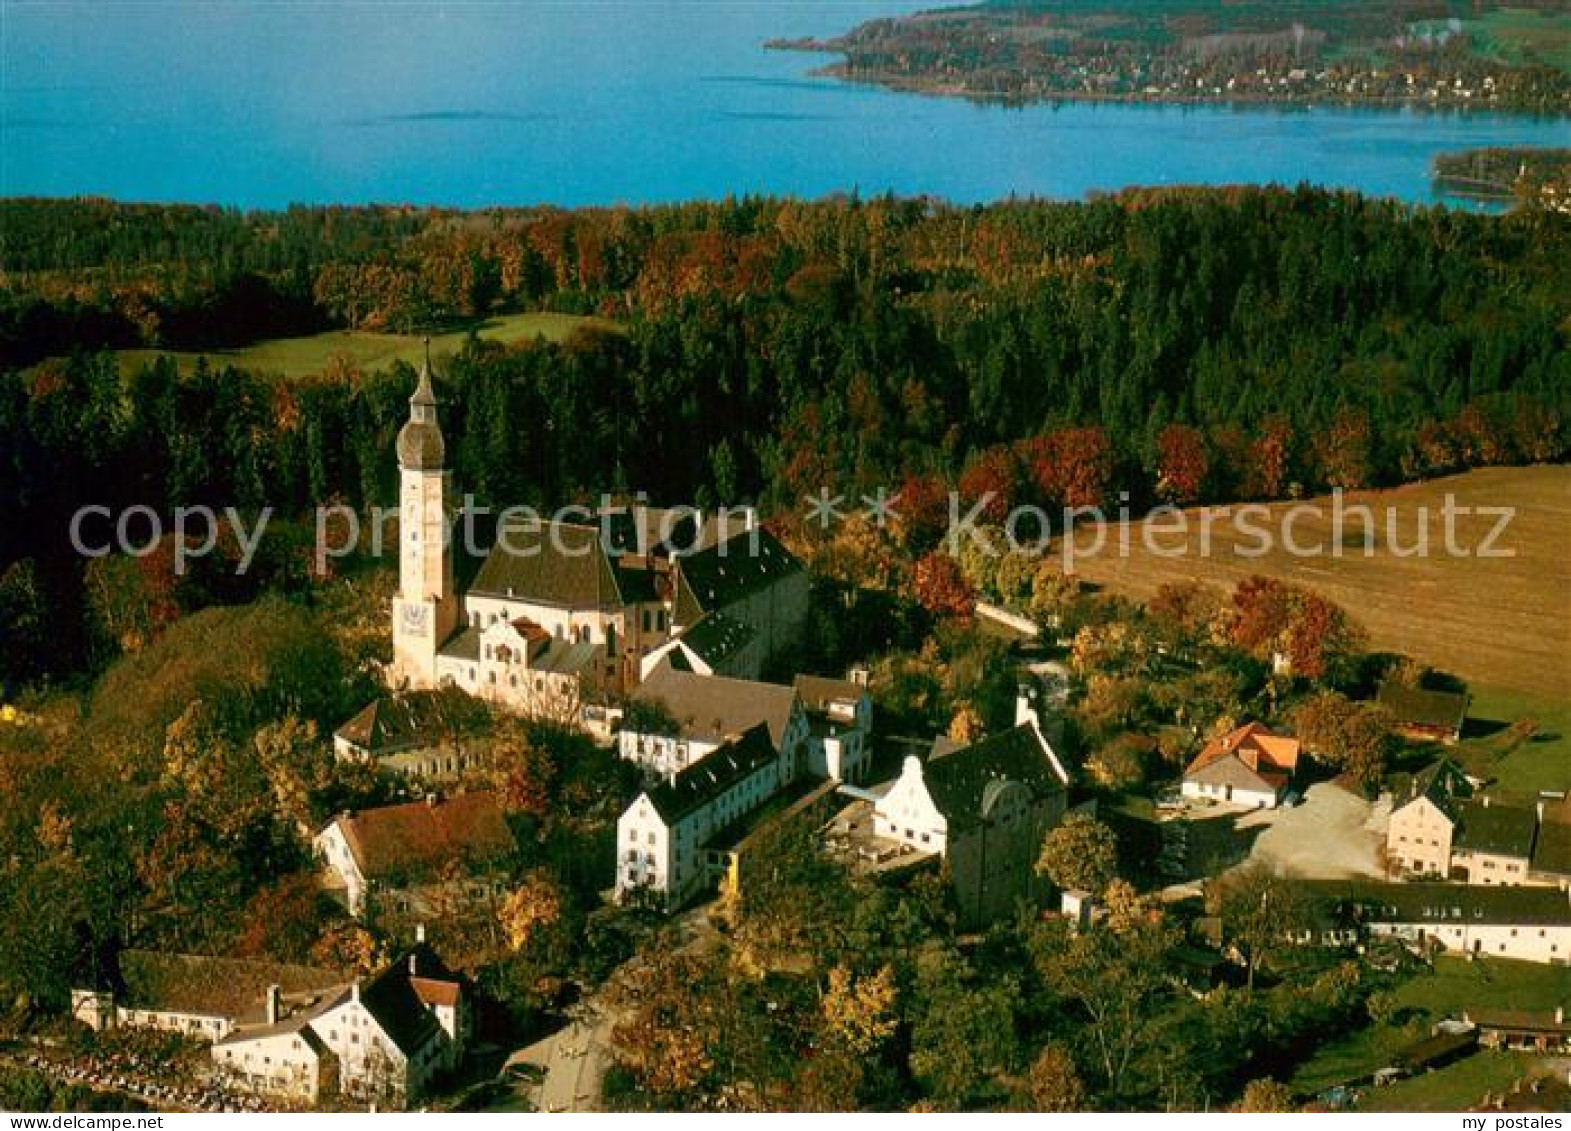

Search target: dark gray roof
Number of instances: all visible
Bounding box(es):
[1393,757,1473,821]
[438,625,482,662]
[924,723,1069,831]
[356,944,455,1057]
[633,666,797,750]
[643,724,778,826]
[1299,880,1571,927]
[113,951,345,1020]
[1378,681,1469,732]
[334,690,489,755]
[673,528,801,622]
[675,611,756,666]
[471,521,624,609]
[1455,800,1538,859]
[1532,817,1571,879]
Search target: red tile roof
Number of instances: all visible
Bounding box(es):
[410,976,460,1009]
[1185,721,1300,777]
[335,792,517,881]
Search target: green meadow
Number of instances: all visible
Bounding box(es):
[115,311,614,380]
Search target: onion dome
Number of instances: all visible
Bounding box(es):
[397,342,445,471]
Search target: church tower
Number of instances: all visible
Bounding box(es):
[391,346,459,688]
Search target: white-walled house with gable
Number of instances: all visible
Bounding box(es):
[871,694,1073,926]
[793,674,874,785]
[616,723,785,907]
[212,942,468,1106]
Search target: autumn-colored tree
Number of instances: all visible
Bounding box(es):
[1101,878,1149,934]
[1206,864,1309,990]
[1024,426,1114,509]
[1282,590,1365,682]
[1036,813,1119,894]
[948,703,986,747]
[233,874,339,964]
[491,725,558,820]
[499,870,564,952]
[1236,1078,1295,1112]
[1228,576,1363,682]
[912,552,975,619]
[1075,674,1147,739]
[892,472,953,556]
[1028,562,1081,626]
[1022,1043,1088,1112]
[1246,415,1295,499]
[1156,423,1209,504]
[1313,406,1373,489]
[1146,580,1223,646]
[1290,691,1395,787]
[1086,732,1152,792]
[1453,400,1512,466]
[608,946,719,1101]
[1510,395,1564,463]
[310,922,385,975]
[1228,574,1293,657]
[820,964,898,1055]
[958,444,1020,523]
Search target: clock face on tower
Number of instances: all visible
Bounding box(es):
[400,602,430,637]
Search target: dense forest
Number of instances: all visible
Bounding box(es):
[1,188,1567,691]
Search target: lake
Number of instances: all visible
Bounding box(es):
[3,1,1567,209]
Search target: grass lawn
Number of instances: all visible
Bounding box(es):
[115,311,614,380]
[1451,684,1571,798]
[1291,956,1571,1106]
[1472,9,1571,74]
[1357,1050,1526,1112]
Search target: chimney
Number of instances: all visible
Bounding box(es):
[1015,683,1041,732]
[265,984,281,1026]
[1556,1005,1564,1025]
[409,951,419,977]
[351,981,360,1005]
[416,923,426,944]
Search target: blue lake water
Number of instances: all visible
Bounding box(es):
[2,1,1567,208]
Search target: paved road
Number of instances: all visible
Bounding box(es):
[514,905,718,1113]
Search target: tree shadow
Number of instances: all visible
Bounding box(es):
[1461,716,1510,742]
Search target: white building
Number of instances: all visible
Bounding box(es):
[618,664,806,780]
[615,724,785,908]
[332,689,490,780]
[212,942,467,1106]
[314,792,517,920]
[873,704,1073,926]
[70,951,344,1042]
[1180,722,1301,809]
[1301,881,1571,965]
[793,674,874,785]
